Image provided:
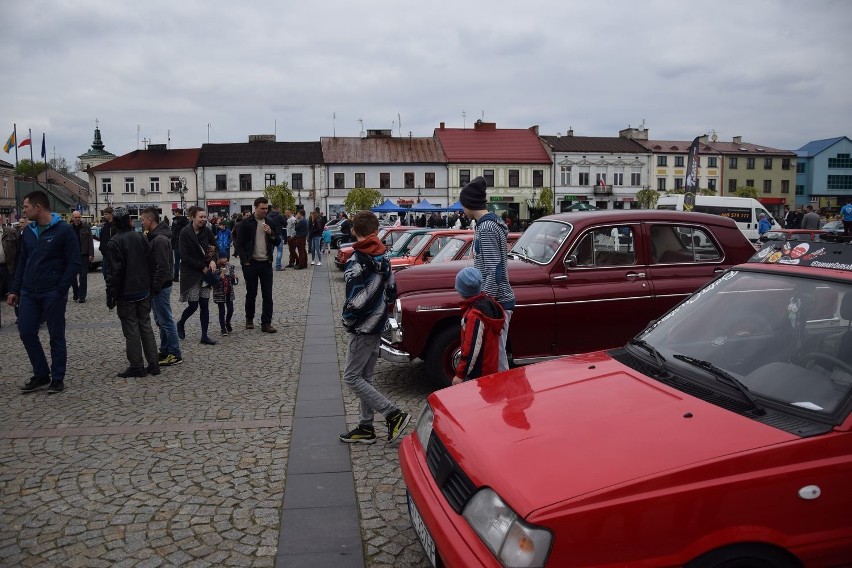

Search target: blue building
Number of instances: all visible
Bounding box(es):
[796,136,852,211]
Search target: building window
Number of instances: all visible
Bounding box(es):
[334,173,345,190]
[795,185,804,195]
[763,180,772,193]
[102,178,112,193]
[483,169,494,187]
[404,172,414,189]
[560,166,571,186]
[508,169,519,187]
[425,172,435,189]
[729,157,738,169]
[291,173,303,190]
[707,157,718,168]
[764,158,773,170]
[728,179,737,193]
[533,170,543,187]
[354,173,365,188]
[781,180,790,194]
[708,179,717,192]
[631,171,641,186]
[459,169,470,187]
[827,175,852,190]
[657,178,666,191]
[674,156,685,167]
[657,156,668,167]
[170,176,181,191]
[747,158,755,169]
[239,174,252,191]
[746,179,755,188]
[828,153,852,168]
[379,173,390,189]
[149,177,160,193]
[796,162,805,174]
[782,158,791,170]
[215,174,226,191]
[578,172,590,186]
[596,173,607,186]
[265,173,276,187]
[675,178,683,191]
[613,172,624,186]
[124,177,135,193]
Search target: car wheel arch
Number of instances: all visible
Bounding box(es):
[685,542,802,568]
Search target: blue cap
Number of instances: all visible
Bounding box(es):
[455,267,482,298]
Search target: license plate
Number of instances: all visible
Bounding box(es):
[407,492,437,567]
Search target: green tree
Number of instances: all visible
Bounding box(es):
[263,183,296,212]
[734,186,758,199]
[343,187,383,214]
[535,187,554,215]
[636,188,660,209]
[15,159,48,178]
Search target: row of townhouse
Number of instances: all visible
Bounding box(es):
[80,122,847,222]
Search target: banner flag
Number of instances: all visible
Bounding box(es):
[683,135,702,212]
[18,135,32,148]
[2,130,14,153]
[41,133,46,160]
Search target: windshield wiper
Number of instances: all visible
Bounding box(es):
[672,354,766,415]
[628,338,668,373]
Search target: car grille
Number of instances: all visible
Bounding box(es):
[426,432,477,514]
[382,321,394,343]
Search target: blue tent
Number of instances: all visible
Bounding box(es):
[446,200,464,212]
[370,199,408,213]
[410,198,444,213]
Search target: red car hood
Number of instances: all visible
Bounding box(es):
[428,352,797,518]
[395,258,546,295]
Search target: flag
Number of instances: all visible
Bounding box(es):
[683,135,702,212]
[40,133,46,160]
[18,135,32,148]
[598,177,607,192]
[2,130,14,153]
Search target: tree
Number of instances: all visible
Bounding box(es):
[636,188,660,209]
[263,183,296,212]
[535,187,554,215]
[343,187,383,215]
[734,186,758,199]
[15,159,48,178]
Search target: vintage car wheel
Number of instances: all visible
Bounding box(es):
[425,325,461,389]
[685,544,801,568]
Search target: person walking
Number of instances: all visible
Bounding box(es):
[267,204,286,270]
[292,209,309,269]
[212,254,236,336]
[841,199,852,237]
[309,210,324,266]
[105,207,160,378]
[171,208,189,282]
[69,211,95,303]
[99,207,116,282]
[0,221,19,327]
[234,196,280,332]
[801,205,821,230]
[140,207,182,367]
[339,211,410,444]
[176,206,218,345]
[286,208,297,268]
[276,209,292,271]
[9,191,81,394]
[460,176,515,371]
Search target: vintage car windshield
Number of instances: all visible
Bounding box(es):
[430,237,467,263]
[639,270,852,415]
[408,234,435,257]
[510,220,572,264]
[391,233,424,255]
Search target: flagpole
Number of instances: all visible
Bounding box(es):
[14,124,18,167]
[28,128,34,162]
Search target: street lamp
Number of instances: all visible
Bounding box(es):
[417,185,421,204]
[179,176,187,211]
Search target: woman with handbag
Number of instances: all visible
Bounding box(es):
[176,206,218,345]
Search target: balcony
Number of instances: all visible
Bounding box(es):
[593,185,612,195]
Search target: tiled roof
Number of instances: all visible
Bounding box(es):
[635,139,717,154]
[707,141,795,156]
[540,135,648,154]
[0,159,13,169]
[198,142,323,167]
[321,136,446,164]
[434,127,551,164]
[797,136,849,157]
[91,148,201,172]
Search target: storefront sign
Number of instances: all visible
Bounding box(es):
[207,200,230,207]
[490,196,515,202]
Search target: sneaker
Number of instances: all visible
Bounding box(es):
[177,320,186,340]
[147,364,161,376]
[159,354,183,366]
[21,375,51,394]
[221,328,229,336]
[200,337,217,345]
[117,367,147,378]
[386,410,411,442]
[261,323,277,333]
[226,321,233,332]
[47,381,65,394]
[316,261,322,266]
[245,320,255,330]
[78,298,86,304]
[339,425,377,444]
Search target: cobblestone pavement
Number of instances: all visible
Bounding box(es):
[0,260,432,567]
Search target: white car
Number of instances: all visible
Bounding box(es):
[90,236,103,271]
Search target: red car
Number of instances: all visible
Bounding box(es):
[401,236,852,567]
[390,229,470,272]
[382,210,756,386]
[334,225,416,270]
[428,232,523,264]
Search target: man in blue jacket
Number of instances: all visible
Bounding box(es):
[7,191,80,394]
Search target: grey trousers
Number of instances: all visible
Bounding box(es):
[498,309,513,372]
[343,333,396,427]
[116,298,159,369]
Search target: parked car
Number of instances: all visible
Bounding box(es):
[428,232,522,265]
[334,226,416,271]
[89,236,103,271]
[821,219,844,235]
[390,230,469,272]
[400,235,852,568]
[384,228,438,260]
[381,210,756,386]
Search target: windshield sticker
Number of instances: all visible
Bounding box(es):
[644,270,738,333]
[748,239,851,271]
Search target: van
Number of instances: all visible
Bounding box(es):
[656,195,779,241]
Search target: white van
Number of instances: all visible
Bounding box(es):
[656,195,780,241]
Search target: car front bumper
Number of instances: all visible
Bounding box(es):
[380,337,411,363]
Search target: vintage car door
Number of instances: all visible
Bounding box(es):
[552,223,657,356]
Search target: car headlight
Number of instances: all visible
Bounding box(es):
[463,488,552,568]
[414,403,433,451]
[393,298,402,325]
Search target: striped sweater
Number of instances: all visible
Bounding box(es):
[473,213,515,310]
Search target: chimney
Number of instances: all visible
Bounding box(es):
[529,125,539,135]
[567,128,574,137]
[473,120,496,131]
[619,127,647,140]
[147,143,167,151]
[439,122,445,130]
[733,136,742,144]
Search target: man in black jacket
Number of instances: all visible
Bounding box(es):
[69,211,95,303]
[234,197,281,333]
[171,208,189,282]
[99,207,116,282]
[141,207,182,367]
[105,207,159,378]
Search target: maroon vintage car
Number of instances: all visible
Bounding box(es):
[381,210,757,386]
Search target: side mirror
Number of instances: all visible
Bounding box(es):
[565,255,578,269]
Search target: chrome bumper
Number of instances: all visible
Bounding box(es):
[380,339,411,363]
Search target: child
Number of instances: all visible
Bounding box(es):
[212,254,236,336]
[321,225,332,255]
[339,211,410,444]
[451,267,506,385]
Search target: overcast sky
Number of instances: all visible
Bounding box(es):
[3,0,851,169]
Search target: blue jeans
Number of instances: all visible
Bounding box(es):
[18,289,68,382]
[310,236,322,262]
[151,285,181,358]
[275,242,285,269]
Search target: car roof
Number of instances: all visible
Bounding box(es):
[541,209,739,228]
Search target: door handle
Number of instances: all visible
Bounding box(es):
[625,272,646,281]
[714,268,726,274]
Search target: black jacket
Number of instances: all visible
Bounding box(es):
[178,225,215,295]
[267,210,285,236]
[106,228,152,302]
[234,216,281,264]
[171,215,189,250]
[73,222,95,257]
[99,221,116,252]
[146,223,174,293]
